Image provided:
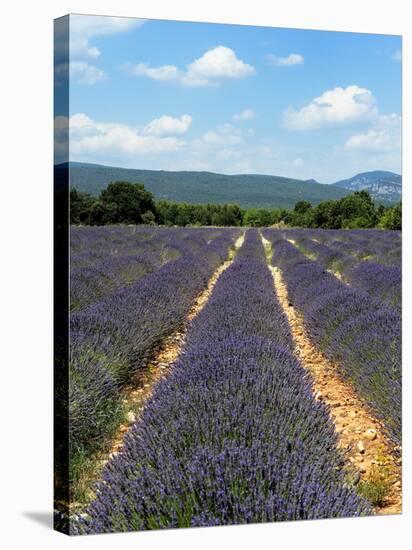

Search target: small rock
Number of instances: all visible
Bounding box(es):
[364,429,377,441]
[331,401,341,408]
[357,441,365,454]
[360,466,367,474]
[349,411,357,418]
[393,481,401,488]
[314,391,323,401]
[126,411,136,423]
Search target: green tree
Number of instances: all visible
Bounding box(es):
[88,201,119,225]
[379,202,402,230]
[70,188,94,224]
[220,204,243,226]
[307,200,339,229]
[100,181,156,224]
[243,208,282,227]
[339,191,376,228]
[294,200,312,214]
[141,210,156,225]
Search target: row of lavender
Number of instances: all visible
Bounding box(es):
[283,230,401,310]
[263,230,401,447]
[70,226,225,311]
[303,228,401,267]
[76,230,370,534]
[68,228,240,487]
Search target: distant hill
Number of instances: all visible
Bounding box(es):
[333,171,401,203]
[62,162,352,210]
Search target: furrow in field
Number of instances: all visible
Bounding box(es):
[261,233,401,514]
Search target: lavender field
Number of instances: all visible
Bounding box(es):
[66,225,401,533]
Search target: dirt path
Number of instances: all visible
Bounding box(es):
[261,234,401,515]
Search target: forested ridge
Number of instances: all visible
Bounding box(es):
[70,181,401,230]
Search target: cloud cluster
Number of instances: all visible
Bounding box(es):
[144,114,192,137]
[266,53,304,66]
[70,15,145,59]
[57,15,145,86]
[283,85,378,130]
[68,61,106,85]
[345,113,401,153]
[202,124,244,146]
[55,113,187,159]
[126,46,255,87]
[233,109,256,122]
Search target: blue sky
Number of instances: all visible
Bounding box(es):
[56,14,402,182]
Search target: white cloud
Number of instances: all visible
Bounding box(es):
[70,38,101,59]
[345,114,401,153]
[233,108,256,121]
[202,131,242,146]
[70,15,145,37]
[126,46,255,87]
[184,46,255,83]
[69,61,106,85]
[283,85,378,130]
[144,114,192,136]
[70,15,145,59]
[267,53,304,66]
[61,113,183,158]
[201,123,243,145]
[55,16,145,86]
[127,63,180,82]
[393,50,402,62]
[292,157,304,167]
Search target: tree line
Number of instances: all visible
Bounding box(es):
[70,181,401,230]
